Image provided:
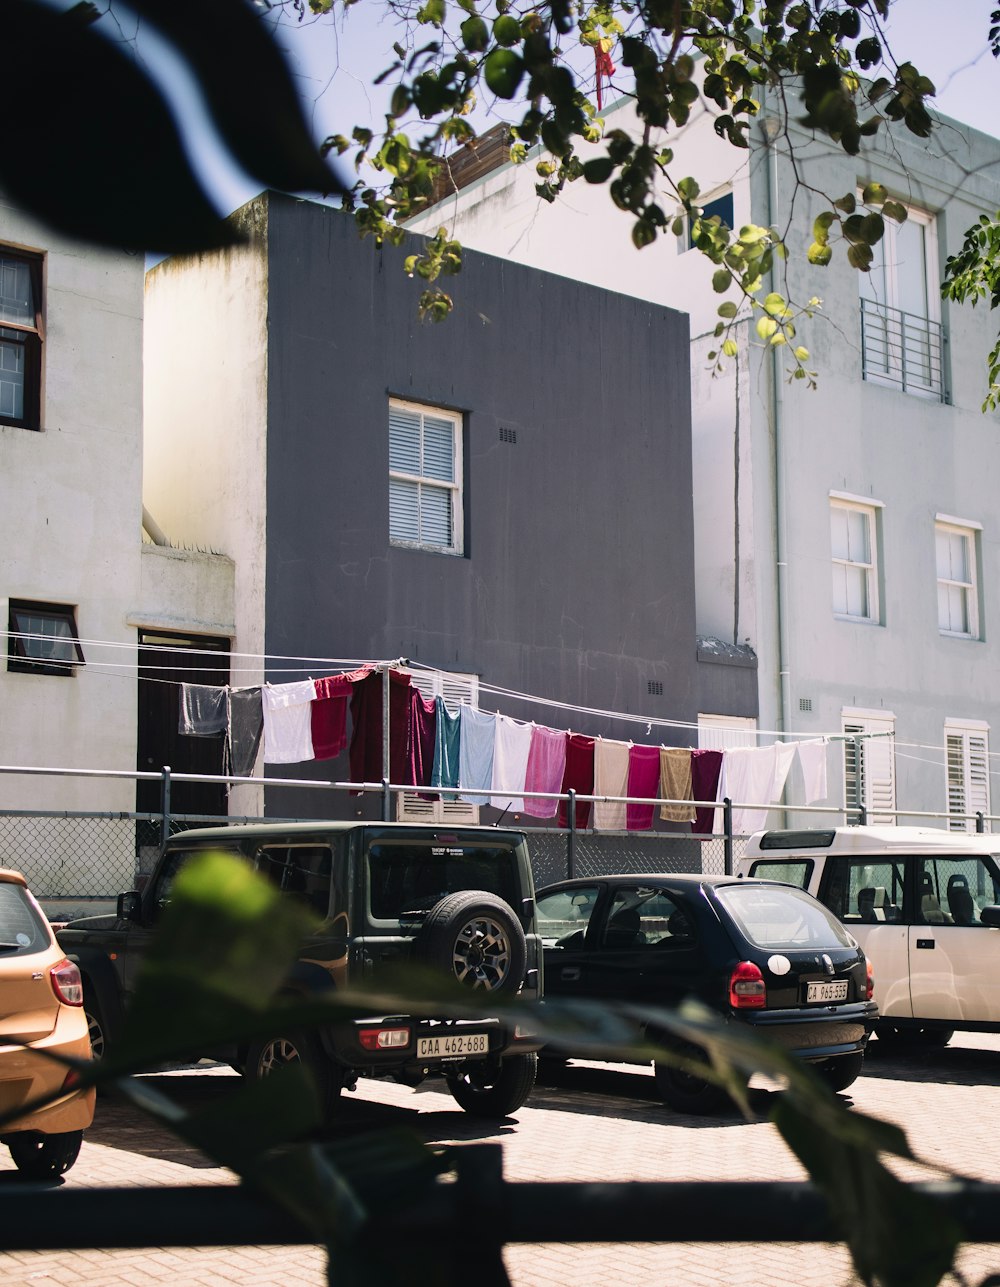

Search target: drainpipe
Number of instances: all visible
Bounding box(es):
[142,506,170,548]
[760,111,792,742]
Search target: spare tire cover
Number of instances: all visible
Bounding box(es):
[417,889,527,995]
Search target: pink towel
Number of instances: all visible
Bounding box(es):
[522,726,568,818]
[626,744,661,830]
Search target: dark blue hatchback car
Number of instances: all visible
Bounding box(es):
[535,873,877,1112]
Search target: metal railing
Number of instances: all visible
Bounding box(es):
[860,297,946,400]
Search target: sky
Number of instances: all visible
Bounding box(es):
[117,0,1000,216]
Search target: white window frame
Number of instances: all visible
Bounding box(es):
[842,708,896,826]
[397,668,480,823]
[830,495,881,625]
[935,516,981,640]
[944,719,991,833]
[858,196,942,398]
[388,398,464,555]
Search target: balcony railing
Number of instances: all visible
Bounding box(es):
[860,297,945,400]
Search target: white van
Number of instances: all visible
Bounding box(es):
[737,826,1000,1047]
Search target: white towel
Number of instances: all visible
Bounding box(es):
[725,745,778,834]
[491,715,533,812]
[797,739,829,804]
[262,680,316,764]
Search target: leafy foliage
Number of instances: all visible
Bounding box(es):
[943,212,1000,411]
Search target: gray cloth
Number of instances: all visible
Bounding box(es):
[226,687,264,777]
[178,683,228,736]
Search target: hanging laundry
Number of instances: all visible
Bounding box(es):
[690,749,723,835]
[312,666,371,761]
[725,745,779,834]
[459,706,496,805]
[797,739,829,804]
[407,688,437,788]
[491,714,533,813]
[593,739,630,831]
[626,743,661,830]
[558,733,596,829]
[349,668,411,785]
[771,742,798,807]
[522,726,568,819]
[431,696,461,796]
[658,747,696,822]
[262,680,317,764]
[178,683,228,736]
[225,687,263,778]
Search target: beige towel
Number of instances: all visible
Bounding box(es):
[593,739,630,830]
[659,747,696,822]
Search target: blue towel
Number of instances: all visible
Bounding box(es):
[431,696,461,797]
[459,705,496,805]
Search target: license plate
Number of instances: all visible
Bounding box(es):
[417,1032,489,1059]
[806,980,848,1003]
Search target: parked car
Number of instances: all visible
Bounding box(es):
[58,823,541,1118]
[535,873,876,1112]
[739,825,1000,1048]
[0,867,94,1178]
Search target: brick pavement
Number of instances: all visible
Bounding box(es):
[2,1034,1000,1287]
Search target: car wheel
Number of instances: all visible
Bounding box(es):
[84,993,108,1061]
[816,1051,864,1093]
[653,1043,735,1114]
[245,1031,341,1121]
[418,891,527,996]
[7,1130,84,1180]
[446,1052,537,1117]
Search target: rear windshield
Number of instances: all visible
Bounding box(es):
[716,883,855,950]
[367,842,521,924]
[0,881,51,955]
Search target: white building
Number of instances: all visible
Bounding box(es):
[0,195,235,892]
[408,93,1000,829]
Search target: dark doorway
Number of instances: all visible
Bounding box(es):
[136,630,231,818]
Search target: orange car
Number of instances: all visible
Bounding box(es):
[0,867,94,1178]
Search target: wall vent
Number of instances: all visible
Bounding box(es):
[647,680,663,696]
[499,426,518,444]
[799,697,812,712]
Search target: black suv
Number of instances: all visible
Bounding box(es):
[57,822,542,1118]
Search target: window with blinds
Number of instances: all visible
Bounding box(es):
[397,667,480,823]
[945,722,990,833]
[389,400,463,554]
[842,711,896,825]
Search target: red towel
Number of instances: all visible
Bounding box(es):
[349,668,412,786]
[690,749,724,835]
[311,665,371,761]
[625,744,660,830]
[406,688,437,788]
[557,733,595,829]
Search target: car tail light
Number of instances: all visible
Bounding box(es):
[866,959,875,1002]
[358,1026,410,1051]
[49,959,84,1007]
[61,1067,82,1092]
[729,960,766,1009]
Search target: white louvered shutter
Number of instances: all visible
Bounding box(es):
[397,668,480,823]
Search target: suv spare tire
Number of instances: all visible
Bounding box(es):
[417,890,527,996]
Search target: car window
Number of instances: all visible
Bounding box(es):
[745,859,813,888]
[602,887,696,950]
[253,844,334,919]
[536,885,601,949]
[0,881,50,955]
[916,854,1000,927]
[717,883,855,950]
[366,842,520,925]
[819,856,905,925]
[149,845,242,918]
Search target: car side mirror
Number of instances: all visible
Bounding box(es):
[117,891,141,922]
[980,906,1000,928]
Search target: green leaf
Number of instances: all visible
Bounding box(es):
[460,15,489,52]
[722,338,739,357]
[862,182,888,206]
[717,300,739,318]
[756,316,778,340]
[582,157,615,184]
[493,14,521,46]
[484,49,524,99]
[763,291,790,317]
[813,211,837,243]
[793,346,810,361]
[848,243,874,270]
[808,242,833,266]
[833,193,857,215]
[417,0,446,25]
[712,268,733,293]
[882,200,908,224]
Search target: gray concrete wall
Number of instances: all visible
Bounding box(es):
[260,195,702,816]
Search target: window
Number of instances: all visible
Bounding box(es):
[936,518,980,638]
[682,191,734,251]
[389,399,463,554]
[945,721,990,833]
[858,200,943,398]
[0,250,43,430]
[7,600,85,675]
[818,857,905,924]
[397,668,480,823]
[697,713,757,750]
[842,710,896,825]
[536,884,600,948]
[916,855,1000,925]
[830,497,881,623]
